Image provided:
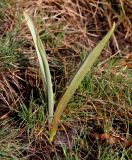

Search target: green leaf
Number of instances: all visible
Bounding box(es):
[0,151,9,157]
[49,23,116,142]
[24,12,54,123]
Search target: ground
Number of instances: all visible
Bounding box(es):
[0,0,132,159]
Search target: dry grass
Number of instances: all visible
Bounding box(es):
[0,0,132,159]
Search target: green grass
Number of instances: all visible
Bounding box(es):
[19,94,46,136]
[0,119,21,160]
[0,33,28,71]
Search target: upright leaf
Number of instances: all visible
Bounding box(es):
[49,23,115,142]
[24,12,54,123]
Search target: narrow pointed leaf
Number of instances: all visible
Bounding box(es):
[49,23,115,142]
[24,12,54,123]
